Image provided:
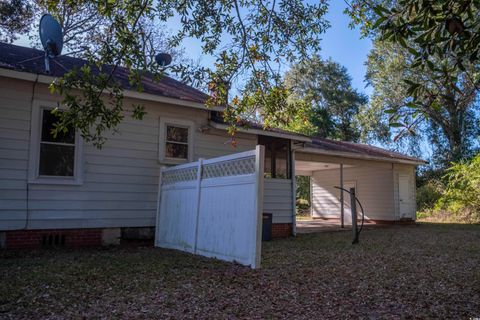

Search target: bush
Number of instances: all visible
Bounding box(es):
[296,198,310,210]
[435,154,480,223]
[416,179,444,211]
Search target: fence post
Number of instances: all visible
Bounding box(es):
[253,145,265,268]
[155,166,164,247]
[193,158,204,254]
[350,187,359,244]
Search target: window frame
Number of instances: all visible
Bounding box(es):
[28,101,83,185]
[158,117,194,164]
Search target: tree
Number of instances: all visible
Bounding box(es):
[0,0,34,42]
[361,40,479,165]
[0,0,329,147]
[284,56,368,142]
[346,0,480,164]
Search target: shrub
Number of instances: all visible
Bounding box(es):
[435,154,480,223]
[296,198,310,210]
[416,179,444,211]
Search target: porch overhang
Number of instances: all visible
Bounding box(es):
[298,147,427,166]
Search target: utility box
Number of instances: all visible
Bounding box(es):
[262,213,273,241]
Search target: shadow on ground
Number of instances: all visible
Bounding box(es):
[1,223,479,319]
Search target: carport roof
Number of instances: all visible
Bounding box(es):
[303,138,427,165]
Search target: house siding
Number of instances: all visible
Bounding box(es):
[0,77,257,231]
[311,165,397,221]
[264,178,293,224]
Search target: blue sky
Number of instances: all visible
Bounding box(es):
[15,2,372,97]
[320,1,372,96]
[161,1,373,96]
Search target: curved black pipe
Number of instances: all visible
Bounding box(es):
[334,186,366,243]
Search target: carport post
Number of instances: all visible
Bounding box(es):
[340,163,344,228]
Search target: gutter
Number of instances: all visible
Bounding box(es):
[298,147,427,166]
[0,68,223,112]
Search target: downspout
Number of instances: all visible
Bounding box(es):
[23,74,39,230]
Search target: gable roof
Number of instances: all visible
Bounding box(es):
[0,42,209,104]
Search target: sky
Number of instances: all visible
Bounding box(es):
[160,1,373,96]
[320,1,373,96]
[15,1,372,97]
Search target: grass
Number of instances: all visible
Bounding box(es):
[1,223,480,319]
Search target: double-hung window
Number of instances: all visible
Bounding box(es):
[159,117,194,163]
[165,125,189,160]
[29,104,82,184]
[39,109,75,176]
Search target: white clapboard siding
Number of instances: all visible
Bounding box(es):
[0,78,31,229]
[263,178,293,223]
[0,77,257,230]
[312,165,397,221]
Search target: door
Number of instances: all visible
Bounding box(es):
[398,175,412,219]
[341,181,356,225]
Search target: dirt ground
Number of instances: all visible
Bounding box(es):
[1,223,479,319]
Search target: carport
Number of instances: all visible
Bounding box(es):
[294,138,426,227]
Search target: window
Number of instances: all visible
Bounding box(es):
[165,125,189,159]
[159,117,194,163]
[258,136,291,179]
[39,110,75,176]
[28,103,83,185]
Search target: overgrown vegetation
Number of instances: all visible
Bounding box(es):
[417,153,480,223]
[295,175,311,217]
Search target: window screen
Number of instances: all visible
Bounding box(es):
[258,136,291,179]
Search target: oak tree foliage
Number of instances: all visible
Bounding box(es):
[347,0,480,163]
[1,0,329,147]
[284,56,368,142]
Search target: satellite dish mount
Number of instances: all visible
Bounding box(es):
[39,14,63,73]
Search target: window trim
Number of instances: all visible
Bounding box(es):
[28,100,83,185]
[158,117,194,164]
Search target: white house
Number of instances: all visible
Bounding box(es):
[0,43,426,249]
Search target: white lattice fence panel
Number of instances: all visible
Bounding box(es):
[162,166,198,185]
[202,156,255,179]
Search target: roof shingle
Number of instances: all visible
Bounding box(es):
[306,138,426,163]
[0,42,209,104]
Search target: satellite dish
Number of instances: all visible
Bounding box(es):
[39,14,63,73]
[155,53,172,67]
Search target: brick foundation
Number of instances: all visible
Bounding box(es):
[272,223,292,238]
[4,229,102,249]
